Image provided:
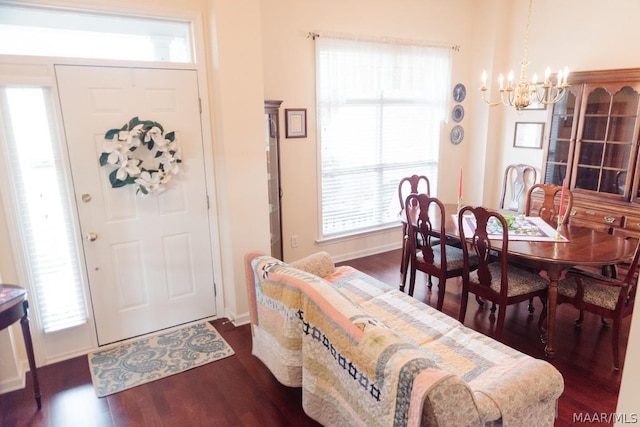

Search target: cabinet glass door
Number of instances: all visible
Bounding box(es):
[544,88,579,185]
[574,85,640,199]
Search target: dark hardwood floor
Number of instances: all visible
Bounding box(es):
[0,248,631,426]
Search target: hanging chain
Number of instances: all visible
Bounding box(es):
[522,0,533,63]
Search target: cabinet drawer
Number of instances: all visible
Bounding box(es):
[622,215,640,233]
[569,207,623,227]
[568,217,612,234]
[612,226,640,242]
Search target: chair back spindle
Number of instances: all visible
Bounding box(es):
[398,175,430,211]
[500,164,537,212]
[458,205,548,339]
[398,174,431,289]
[405,194,471,310]
[558,237,640,369]
[525,183,573,225]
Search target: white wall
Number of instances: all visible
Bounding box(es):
[259,0,640,414]
[205,0,269,322]
[0,0,269,389]
[262,0,640,262]
[494,0,640,207]
[1,0,638,412]
[616,281,640,420]
[260,0,496,263]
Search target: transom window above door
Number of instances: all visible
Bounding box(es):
[0,4,193,63]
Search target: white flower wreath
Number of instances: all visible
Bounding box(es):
[99,117,182,195]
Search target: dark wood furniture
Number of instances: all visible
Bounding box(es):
[523,183,574,313]
[0,307,629,426]
[404,203,634,357]
[265,100,283,260]
[525,183,573,226]
[398,174,431,209]
[457,206,548,339]
[557,239,639,370]
[541,68,640,243]
[403,194,470,311]
[499,163,537,212]
[397,174,431,287]
[0,284,40,409]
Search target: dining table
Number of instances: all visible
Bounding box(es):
[401,202,635,358]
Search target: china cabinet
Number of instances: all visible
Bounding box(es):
[265,100,283,260]
[541,68,640,240]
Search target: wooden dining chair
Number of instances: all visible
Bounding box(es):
[398,175,431,211]
[398,175,431,287]
[556,238,639,370]
[499,164,537,212]
[457,206,549,340]
[525,183,573,225]
[519,183,574,313]
[404,194,476,311]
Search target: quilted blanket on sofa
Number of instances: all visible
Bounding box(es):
[324,266,564,427]
[246,253,483,427]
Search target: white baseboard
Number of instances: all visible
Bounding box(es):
[231,312,250,327]
[0,359,27,394]
[223,307,250,327]
[331,242,401,263]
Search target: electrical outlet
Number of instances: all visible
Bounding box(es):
[290,235,299,248]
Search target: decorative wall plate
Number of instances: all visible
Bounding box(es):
[453,83,466,102]
[450,125,464,145]
[452,104,464,122]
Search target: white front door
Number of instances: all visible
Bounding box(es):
[56,65,216,345]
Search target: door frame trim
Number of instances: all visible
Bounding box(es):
[0,54,224,366]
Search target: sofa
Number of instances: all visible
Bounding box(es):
[245,251,564,427]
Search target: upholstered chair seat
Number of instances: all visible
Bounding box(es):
[470,263,549,298]
[405,194,478,311]
[555,242,639,370]
[458,205,548,340]
[558,272,621,310]
[416,244,466,272]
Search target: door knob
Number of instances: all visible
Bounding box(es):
[81,193,92,203]
[86,232,98,242]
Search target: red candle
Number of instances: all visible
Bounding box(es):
[558,179,566,218]
[458,168,463,199]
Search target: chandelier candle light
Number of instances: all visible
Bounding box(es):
[480,0,569,110]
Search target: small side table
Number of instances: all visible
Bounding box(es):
[0,284,41,410]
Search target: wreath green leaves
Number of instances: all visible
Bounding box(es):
[98,117,182,195]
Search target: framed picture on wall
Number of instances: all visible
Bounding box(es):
[285,108,307,138]
[513,122,544,149]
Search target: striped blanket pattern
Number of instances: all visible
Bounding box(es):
[324,266,564,426]
[245,252,563,426]
[246,253,481,426]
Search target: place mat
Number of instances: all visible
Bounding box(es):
[88,321,234,397]
[455,214,569,242]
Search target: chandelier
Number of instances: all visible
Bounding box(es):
[480,0,569,110]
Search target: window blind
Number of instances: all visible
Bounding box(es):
[316,36,451,238]
[0,87,87,332]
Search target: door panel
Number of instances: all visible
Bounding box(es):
[55,65,216,345]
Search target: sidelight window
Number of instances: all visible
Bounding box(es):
[0,86,87,332]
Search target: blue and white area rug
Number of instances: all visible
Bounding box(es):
[88,322,234,397]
